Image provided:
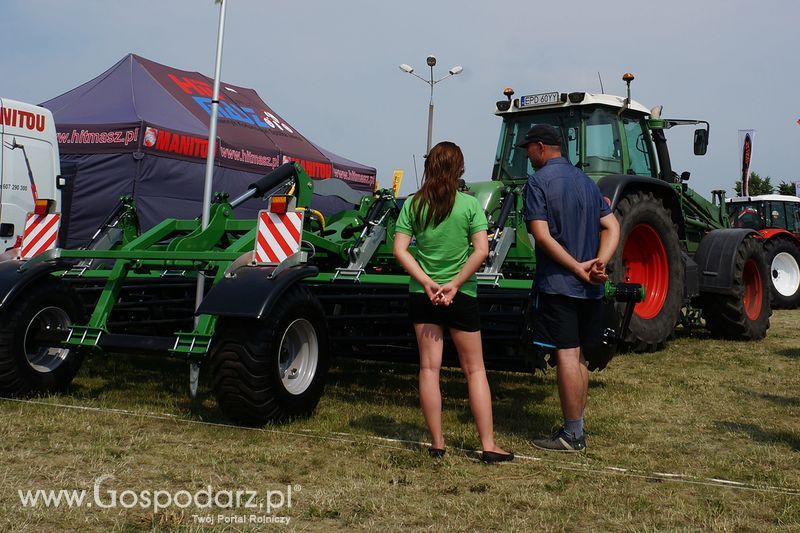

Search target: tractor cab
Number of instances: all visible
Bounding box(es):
[727,195,800,234]
[491,78,709,187]
[492,91,655,184]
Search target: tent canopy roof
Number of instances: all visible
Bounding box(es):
[41,54,376,188]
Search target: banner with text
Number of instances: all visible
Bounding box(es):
[738,129,755,196]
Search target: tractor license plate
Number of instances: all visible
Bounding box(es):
[519,92,561,108]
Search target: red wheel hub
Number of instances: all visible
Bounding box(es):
[622,224,669,320]
[742,259,763,321]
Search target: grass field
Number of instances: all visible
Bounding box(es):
[0,310,798,531]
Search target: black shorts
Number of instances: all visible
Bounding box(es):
[530,292,604,350]
[408,291,481,332]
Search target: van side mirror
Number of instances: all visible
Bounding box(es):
[693,128,708,155]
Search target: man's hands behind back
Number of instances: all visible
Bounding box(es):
[575,259,607,285]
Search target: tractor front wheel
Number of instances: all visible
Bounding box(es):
[763,237,800,308]
[609,191,684,352]
[209,285,329,425]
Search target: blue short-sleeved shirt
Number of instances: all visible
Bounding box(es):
[523,157,612,299]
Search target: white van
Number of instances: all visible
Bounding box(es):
[0,98,61,253]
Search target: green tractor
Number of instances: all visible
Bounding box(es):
[0,73,767,425]
[491,73,770,349]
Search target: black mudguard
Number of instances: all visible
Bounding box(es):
[0,259,70,312]
[693,228,757,295]
[596,174,673,207]
[196,264,319,319]
[596,174,685,239]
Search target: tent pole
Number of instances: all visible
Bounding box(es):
[200,0,227,232]
[192,0,227,398]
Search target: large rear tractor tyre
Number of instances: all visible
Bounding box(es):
[609,191,684,352]
[209,285,329,425]
[702,236,771,339]
[0,280,84,395]
[763,237,800,309]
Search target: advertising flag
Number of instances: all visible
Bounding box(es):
[392,170,404,197]
[738,129,754,196]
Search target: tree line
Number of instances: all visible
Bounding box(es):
[734,172,797,196]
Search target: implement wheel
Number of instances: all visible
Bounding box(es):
[209,285,329,425]
[763,237,800,308]
[609,191,683,352]
[0,279,84,395]
[702,236,771,339]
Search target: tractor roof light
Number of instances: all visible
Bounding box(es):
[618,72,635,117]
[623,72,634,103]
[496,87,515,111]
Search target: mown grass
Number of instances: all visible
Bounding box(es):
[0,311,798,531]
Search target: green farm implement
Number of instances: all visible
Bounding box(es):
[0,73,768,424]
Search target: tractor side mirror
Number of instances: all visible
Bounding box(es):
[693,128,708,155]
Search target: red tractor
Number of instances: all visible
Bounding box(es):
[727,195,800,308]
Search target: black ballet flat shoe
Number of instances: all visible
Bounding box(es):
[480,450,514,464]
[428,447,446,458]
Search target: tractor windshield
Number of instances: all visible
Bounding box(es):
[495,111,580,180]
[769,201,798,231]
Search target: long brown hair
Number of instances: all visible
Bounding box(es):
[411,141,464,230]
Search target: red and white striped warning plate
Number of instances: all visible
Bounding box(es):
[254,210,304,264]
[19,213,60,259]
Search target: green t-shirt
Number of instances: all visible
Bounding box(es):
[395,191,488,297]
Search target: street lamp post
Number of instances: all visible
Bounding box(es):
[399,56,463,155]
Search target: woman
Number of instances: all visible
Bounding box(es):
[393,141,513,463]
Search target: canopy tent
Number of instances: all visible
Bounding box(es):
[41,53,376,246]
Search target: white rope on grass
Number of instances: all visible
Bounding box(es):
[2,396,798,496]
[0,397,410,453]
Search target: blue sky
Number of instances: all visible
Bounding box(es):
[2,0,798,197]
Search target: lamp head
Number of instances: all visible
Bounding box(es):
[399,64,414,74]
[448,66,463,75]
[426,55,437,67]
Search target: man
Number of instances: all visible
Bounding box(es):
[520,124,620,452]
